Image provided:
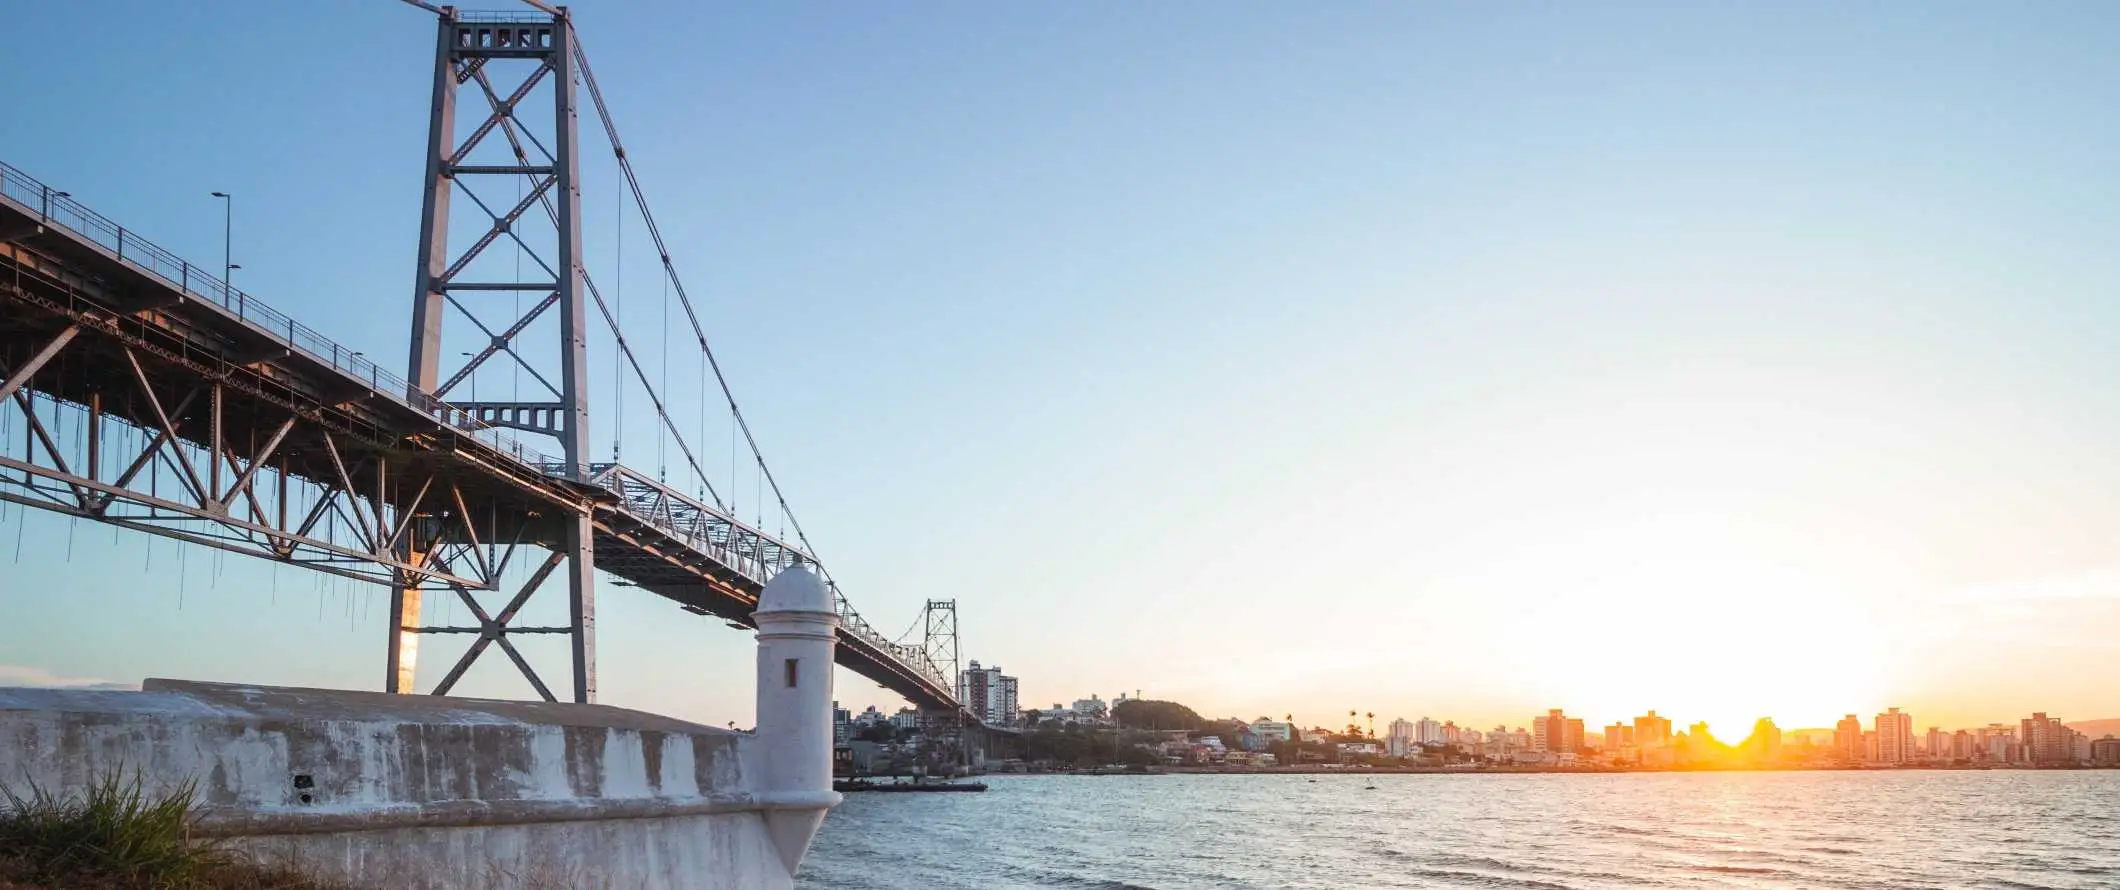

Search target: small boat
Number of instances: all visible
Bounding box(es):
[871,781,987,793]
[835,778,987,793]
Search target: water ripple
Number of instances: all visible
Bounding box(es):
[800,771,2120,889]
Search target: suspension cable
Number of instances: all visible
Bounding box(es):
[480,95,728,510]
[571,34,827,567]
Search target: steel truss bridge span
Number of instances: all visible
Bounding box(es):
[0,160,967,718]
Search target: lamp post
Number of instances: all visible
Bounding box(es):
[209,191,234,294]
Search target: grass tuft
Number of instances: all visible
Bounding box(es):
[0,768,339,890]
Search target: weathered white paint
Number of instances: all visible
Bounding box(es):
[0,567,841,889]
[752,564,843,876]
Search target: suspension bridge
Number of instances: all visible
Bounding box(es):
[0,5,1002,753]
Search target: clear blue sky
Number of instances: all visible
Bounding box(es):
[5,1,2119,737]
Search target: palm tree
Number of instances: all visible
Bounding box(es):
[1367,712,1376,739]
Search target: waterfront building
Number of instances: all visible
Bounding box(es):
[2021,713,2075,765]
[1633,711,1672,748]
[833,702,852,744]
[1744,718,1782,761]
[1533,710,1584,754]
[1416,716,1445,746]
[1441,721,1464,745]
[1605,723,1635,748]
[1250,718,1294,742]
[1973,724,2018,763]
[2092,736,2120,766]
[1834,715,1864,761]
[1925,727,1948,760]
[890,708,919,730]
[1875,709,1913,764]
[1072,695,1110,722]
[1386,718,1418,757]
[1682,722,1721,763]
[1507,726,1532,753]
[956,661,1019,727]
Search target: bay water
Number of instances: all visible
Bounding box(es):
[799,771,2120,889]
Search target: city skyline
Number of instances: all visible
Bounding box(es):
[5,3,2120,735]
[988,683,2120,750]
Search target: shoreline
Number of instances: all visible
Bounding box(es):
[980,763,2120,777]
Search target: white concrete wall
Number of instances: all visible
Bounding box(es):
[0,680,807,890]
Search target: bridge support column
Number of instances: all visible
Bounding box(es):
[563,512,596,704]
[919,708,966,775]
[384,558,423,694]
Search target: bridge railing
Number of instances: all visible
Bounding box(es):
[567,462,956,698]
[0,161,557,468]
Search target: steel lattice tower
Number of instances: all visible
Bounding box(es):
[921,599,966,767]
[397,8,597,702]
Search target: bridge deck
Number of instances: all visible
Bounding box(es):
[0,160,966,717]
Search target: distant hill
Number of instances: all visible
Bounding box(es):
[1111,699,1206,732]
[2067,718,2120,739]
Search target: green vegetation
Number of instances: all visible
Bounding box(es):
[1018,724,1163,769]
[1110,699,1205,731]
[0,770,334,890]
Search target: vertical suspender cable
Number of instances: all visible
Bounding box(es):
[573,34,826,564]
[659,260,669,482]
[612,177,623,464]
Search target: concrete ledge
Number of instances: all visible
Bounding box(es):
[190,793,768,838]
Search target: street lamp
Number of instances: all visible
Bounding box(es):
[209,192,234,293]
[460,351,478,403]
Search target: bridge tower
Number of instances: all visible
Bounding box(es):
[399,8,597,702]
[921,600,967,769]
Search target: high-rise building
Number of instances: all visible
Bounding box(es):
[1072,695,1109,722]
[2020,713,2080,765]
[1744,718,1782,761]
[1533,709,1584,754]
[955,660,1019,726]
[1605,723,1635,748]
[833,702,852,744]
[1386,718,1418,757]
[1973,723,2018,763]
[1834,715,1864,761]
[1634,711,1672,748]
[1416,717,1445,746]
[2092,736,2120,767]
[1925,727,1949,760]
[1875,708,1914,764]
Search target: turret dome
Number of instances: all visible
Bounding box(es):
[756,563,833,615]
